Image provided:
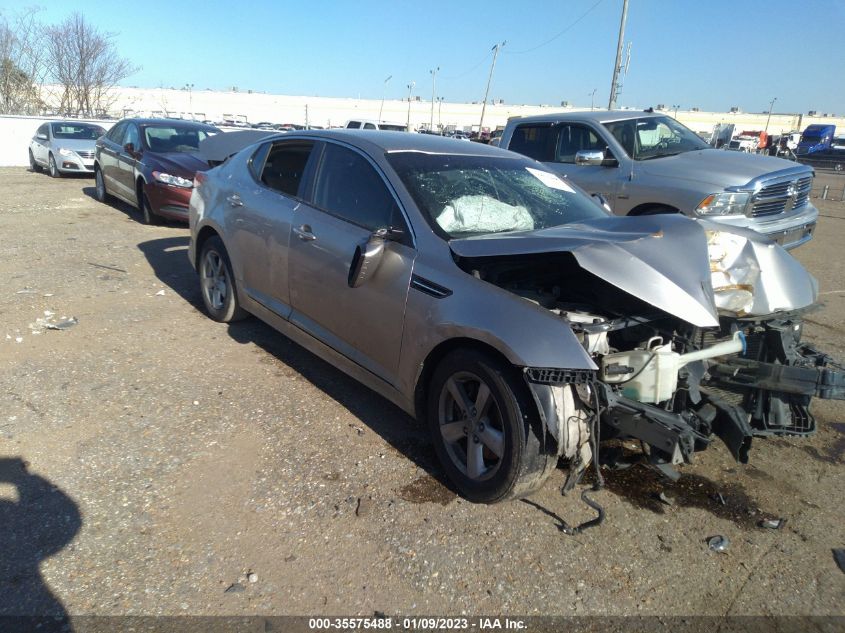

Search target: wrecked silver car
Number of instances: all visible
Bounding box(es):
[188,131,844,506]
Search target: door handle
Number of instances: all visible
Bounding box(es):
[226,194,243,207]
[293,225,316,241]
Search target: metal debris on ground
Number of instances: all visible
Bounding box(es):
[45,317,78,331]
[759,518,787,530]
[711,492,727,506]
[656,491,675,506]
[708,535,730,553]
[224,582,245,594]
[833,550,845,574]
[29,314,78,333]
[87,262,128,273]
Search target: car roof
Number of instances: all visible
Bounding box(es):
[507,110,666,125]
[115,117,219,131]
[265,129,513,157]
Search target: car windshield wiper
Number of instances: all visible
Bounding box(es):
[640,152,682,161]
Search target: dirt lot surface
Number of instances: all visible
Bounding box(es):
[1,166,843,618]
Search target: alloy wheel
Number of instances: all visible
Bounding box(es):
[437,371,505,481]
[201,249,228,311]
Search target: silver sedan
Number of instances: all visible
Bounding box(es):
[188,130,843,505]
[29,121,106,177]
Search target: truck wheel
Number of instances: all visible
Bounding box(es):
[427,349,555,503]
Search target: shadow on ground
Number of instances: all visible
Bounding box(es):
[0,457,79,630]
[137,237,446,489]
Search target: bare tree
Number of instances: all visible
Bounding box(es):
[46,13,137,117]
[0,8,49,115]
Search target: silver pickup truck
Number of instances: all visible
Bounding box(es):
[499,111,818,249]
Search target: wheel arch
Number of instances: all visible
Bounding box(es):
[413,337,521,422]
[627,202,680,216]
[193,225,222,269]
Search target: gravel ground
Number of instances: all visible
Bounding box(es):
[0,166,843,618]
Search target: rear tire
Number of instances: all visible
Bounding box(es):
[48,153,61,178]
[427,349,555,503]
[29,150,42,173]
[94,166,110,202]
[199,236,247,323]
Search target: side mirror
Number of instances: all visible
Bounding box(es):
[37,133,48,141]
[575,149,617,167]
[348,229,388,288]
[123,142,136,155]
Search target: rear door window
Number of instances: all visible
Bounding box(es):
[311,143,403,232]
[508,124,557,162]
[259,141,315,197]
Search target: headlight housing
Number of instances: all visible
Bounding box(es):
[152,171,193,188]
[696,191,750,216]
[58,148,74,157]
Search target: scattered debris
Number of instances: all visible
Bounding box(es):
[348,423,365,436]
[15,289,37,295]
[45,317,78,331]
[247,572,258,583]
[707,535,730,553]
[834,550,845,574]
[759,518,787,530]
[284,554,297,563]
[15,337,23,344]
[88,262,127,273]
[155,289,166,296]
[224,582,245,594]
[374,611,387,619]
[711,492,727,506]
[29,314,78,333]
[656,491,675,506]
[192,400,199,406]
[355,496,373,517]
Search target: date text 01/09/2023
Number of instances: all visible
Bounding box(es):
[307,617,527,630]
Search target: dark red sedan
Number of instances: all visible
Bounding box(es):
[93,118,220,224]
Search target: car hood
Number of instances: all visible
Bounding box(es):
[146,151,210,176]
[635,149,812,189]
[52,139,98,152]
[450,214,720,327]
[449,214,818,327]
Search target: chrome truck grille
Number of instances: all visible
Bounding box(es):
[750,175,812,217]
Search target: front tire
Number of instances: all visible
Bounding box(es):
[427,349,555,503]
[199,236,247,323]
[139,188,162,225]
[48,153,61,178]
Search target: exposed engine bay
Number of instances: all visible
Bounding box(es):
[453,225,845,499]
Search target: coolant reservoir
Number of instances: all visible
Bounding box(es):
[600,337,680,404]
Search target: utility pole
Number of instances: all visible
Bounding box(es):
[589,88,597,110]
[406,81,415,131]
[378,75,391,122]
[430,67,439,132]
[185,83,194,119]
[672,104,680,119]
[305,103,309,129]
[764,96,777,134]
[479,41,505,137]
[438,97,444,132]
[607,0,629,109]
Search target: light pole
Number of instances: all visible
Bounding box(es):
[608,0,629,109]
[185,83,194,119]
[672,104,680,119]
[479,41,505,137]
[378,75,392,123]
[406,81,415,131]
[438,97,444,132]
[764,96,777,134]
[429,66,439,132]
[589,88,597,111]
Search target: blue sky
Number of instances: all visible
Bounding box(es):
[4,0,844,114]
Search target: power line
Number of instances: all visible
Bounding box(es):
[441,50,493,80]
[505,0,605,55]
